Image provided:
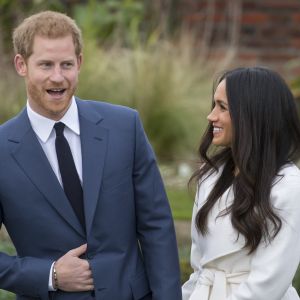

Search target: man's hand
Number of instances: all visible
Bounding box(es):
[54,244,94,292]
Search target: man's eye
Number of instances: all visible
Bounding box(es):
[62,62,73,68]
[40,63,51,68]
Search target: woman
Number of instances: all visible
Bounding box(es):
[182,67,300,300]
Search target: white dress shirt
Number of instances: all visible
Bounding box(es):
[26,97,82,290]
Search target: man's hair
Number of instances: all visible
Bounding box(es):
[13,10,83,60]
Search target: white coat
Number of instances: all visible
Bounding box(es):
[182,163,300,300]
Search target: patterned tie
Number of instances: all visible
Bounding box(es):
[54,122,85,230]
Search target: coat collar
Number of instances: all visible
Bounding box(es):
[195,168,245,266]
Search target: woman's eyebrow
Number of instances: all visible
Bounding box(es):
[214,99,228,107]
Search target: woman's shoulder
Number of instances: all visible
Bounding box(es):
[271,162,300,205]
[277,162,300,182]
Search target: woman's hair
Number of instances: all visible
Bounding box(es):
[192,66,300,253]
[13,10,83,60]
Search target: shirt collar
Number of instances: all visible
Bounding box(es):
[27,97,80,143]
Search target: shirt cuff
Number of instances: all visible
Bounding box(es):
[48,261,57,291]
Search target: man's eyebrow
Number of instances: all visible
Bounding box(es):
[37,59,52,63]
[61,59,76,62]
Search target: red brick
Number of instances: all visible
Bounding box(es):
[260,52,296,61]
[195,2,207,10]
[214,1,227,10]
[293,13,300,23]
[242,1,259,10]
[260,1,300,10]
[289,29,300,38]
[183,13,206,23]
[291,38,300,48]
[177,0,300,74]
[242,13,269,24]
[269,14,291,24]
[213,13,225,22]
[238,52,259,61]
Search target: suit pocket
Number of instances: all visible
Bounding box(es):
[130,271,151,300]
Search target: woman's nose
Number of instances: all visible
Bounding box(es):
[207,108,217,122]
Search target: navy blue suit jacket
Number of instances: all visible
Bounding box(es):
[0,98,181,300]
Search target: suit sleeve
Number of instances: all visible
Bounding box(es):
[0,206,52,299]
[132,111,182,300]
[228,173,300,300]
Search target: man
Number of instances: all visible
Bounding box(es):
[0,11,181,300]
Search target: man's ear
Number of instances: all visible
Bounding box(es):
[14,54,27,76]
[77,53,83,71]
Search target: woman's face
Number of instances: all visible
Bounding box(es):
[207,79,233,147]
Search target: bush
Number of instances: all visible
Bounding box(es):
[180,260,193,284]
[77,38,211,161]
[293,266,300,293]
[74,0,144,47]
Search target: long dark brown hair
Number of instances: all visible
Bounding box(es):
[192,67,300,253]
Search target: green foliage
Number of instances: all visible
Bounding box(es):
[0,72,26,123]
[180,260,193,284]
[293,266,300,293]
[0,238,15,255]
[0,0,76,57]
[0,0,181,58]
[0,290,15,300]
[291,76,300,114]
[286,59,300,113]
[291,76,300,99]
[166,187,193,220]
[74,0,145,47]
[77,38,211,161]
[73,0,181,48]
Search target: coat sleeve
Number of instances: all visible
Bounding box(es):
[228,171,300,300]
[0,212,52,299]
[132,111,182,300]
[182,195,203,300]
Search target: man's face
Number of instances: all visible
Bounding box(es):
[14,35,82,120]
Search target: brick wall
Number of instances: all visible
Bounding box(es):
[178,0,300,76]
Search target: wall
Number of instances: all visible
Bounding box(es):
[178,0,300,76]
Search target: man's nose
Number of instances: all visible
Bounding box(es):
[49,67,64,82]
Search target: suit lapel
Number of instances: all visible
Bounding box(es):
[8,109,85,238]
[77,100,108,235]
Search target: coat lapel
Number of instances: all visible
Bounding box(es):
[77,100,108,235]
[8,108,85,238]
[196,170,245,265]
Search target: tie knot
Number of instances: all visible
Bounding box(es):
[54,122,65,136]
